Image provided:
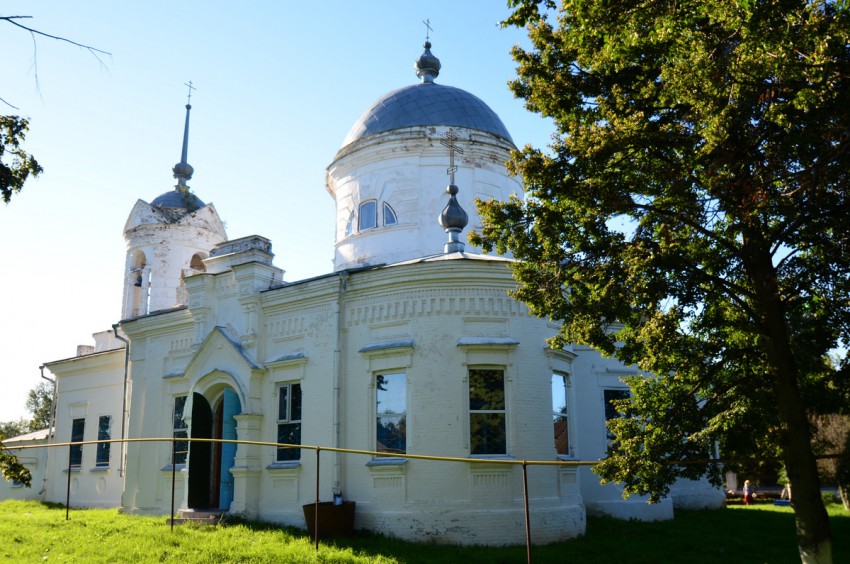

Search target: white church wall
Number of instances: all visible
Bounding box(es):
[669,477,726,510]
[45,348,125,508]
[313,259,584,545]
[120,312,195,514]
[328,126,522,271]
[116,255,588,544]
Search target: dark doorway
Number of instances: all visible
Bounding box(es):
[187,389,241,511]
[188,393,213,509]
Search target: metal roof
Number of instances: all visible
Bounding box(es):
[150,189,205,210]
[341,82,514,148]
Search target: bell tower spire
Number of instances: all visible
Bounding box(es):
[172,81,195,187]
[121,86,227,319]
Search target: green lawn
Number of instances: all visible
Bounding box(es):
[0,500,847,563]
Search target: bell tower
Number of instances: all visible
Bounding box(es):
[121,87,227,318]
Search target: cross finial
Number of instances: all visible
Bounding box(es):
[423,19,433,42]
[440,129,464,185]
[184,81,196,106]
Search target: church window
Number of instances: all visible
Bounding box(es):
[383,203,398,226]
[376,373,406,454]
[277,383,302,461]
[70,418,85,468]
[552,373,572,456]
[468,368,507,455]
[603,389,630,452]
[358,200,378,231]
[96,415,111,467]
[172,395,188,465]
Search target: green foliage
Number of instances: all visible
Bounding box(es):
[25,381,53,432]
[0,419,27,441]
[0,381,54,489]
[0,447,31,488]
[0,115,42,203]
[475,0,850,558]
[0,418,33,487]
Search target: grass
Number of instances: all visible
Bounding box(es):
[0,500,847,563]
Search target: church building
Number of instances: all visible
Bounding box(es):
[2,41,723,545]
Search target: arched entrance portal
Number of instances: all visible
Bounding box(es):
[188,388,241,510]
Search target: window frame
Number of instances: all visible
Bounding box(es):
[552,372,573,458]
[358,200,378,231]
[276,382,302,462]
[172,395,188,466]
[96,415,112,467]
[382,202,398,226]
[375,372,407,455]
[70,418,85,468]
[468,367,507,456]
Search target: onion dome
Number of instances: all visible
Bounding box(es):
[340,41,513,149]
[414,41,441,83]
[439,184,468,253]
[151,96,204,221]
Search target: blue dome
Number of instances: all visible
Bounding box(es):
[150,189,205,210]
[342,82,514,148]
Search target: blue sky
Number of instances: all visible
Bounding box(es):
[0,1,554,422]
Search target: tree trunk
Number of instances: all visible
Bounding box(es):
[745,232,833,563]
[839,483,849,511]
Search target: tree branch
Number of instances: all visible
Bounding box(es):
[2,15,111,59]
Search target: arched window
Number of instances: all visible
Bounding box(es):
[383,202,398,226]
[345,200,397,237]
[129,251,149,317]
[358,200,378,231]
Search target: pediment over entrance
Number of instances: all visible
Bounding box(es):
[182,327,263,409]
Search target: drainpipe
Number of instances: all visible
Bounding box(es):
[332,271,349,498]
[112,323,130,478]
[39,366,56,434]
[38,366,55,496]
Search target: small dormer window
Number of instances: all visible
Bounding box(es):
[383,203,398,226]
[358,200,378,231]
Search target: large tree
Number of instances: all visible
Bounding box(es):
[25,381,54,432]
[473,1,850,561]
[1,14,108,203]
[0,115,42,203]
